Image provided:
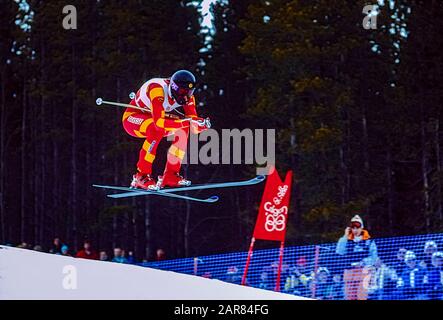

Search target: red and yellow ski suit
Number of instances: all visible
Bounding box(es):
[122,78,201,175]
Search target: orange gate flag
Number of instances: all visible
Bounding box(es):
[253,168,293,242]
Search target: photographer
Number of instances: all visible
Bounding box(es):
[336,215,378,300]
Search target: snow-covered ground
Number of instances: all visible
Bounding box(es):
[0,246,308,300]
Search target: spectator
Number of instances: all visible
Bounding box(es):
[17,242,29,249]
[419,240,438,269]
[397,250,428,300]
[33,245,43,252]
[428,252,443,300]
[76,240,99,260]
[112,248,128,263]
[224,266,242,285]
[284,257,312,296]
[393,248,408,276]
[336,215,378,300]
[267,260,290,292]
[49,237,64,254]
[126,251,136,264]
[367,257,399,300]
[294,256,310,277]
[99,251,109,261]
[156,248,166,261]
[310,267,333,299]
[61,245,72,257]
[329,274,345,300]
[258,270,271,290]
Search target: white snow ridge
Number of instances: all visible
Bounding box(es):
[0,246,308,300]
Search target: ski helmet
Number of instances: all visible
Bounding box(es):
[169,70,196,105]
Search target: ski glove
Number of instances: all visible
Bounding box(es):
[191,117,211,134]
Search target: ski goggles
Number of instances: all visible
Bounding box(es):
[171,80,195,97]
[350,222,362,229]
[177,87,195,97]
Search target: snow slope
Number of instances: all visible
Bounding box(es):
[0,246,308,300]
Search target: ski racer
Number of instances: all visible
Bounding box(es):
[122,70,210,190]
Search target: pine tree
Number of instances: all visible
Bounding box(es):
[393,0,443,234]
[0,0,22,243]
[239,0,402,242]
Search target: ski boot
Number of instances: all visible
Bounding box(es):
[130,172,159,191]
[157,172,191,189]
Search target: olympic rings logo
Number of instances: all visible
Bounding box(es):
[264,202,288,232]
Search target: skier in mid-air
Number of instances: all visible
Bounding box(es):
[94,70,264,201]
[122,70,210,190]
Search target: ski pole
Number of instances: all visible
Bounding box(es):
[96,97,210,126]
[95,98,148,113]
[96,97,189,121]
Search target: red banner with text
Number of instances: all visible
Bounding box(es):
[253,169,293,242]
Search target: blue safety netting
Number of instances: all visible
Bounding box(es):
[141,233,443,300]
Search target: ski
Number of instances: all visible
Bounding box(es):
[93,184,219,203]
[93,175,265,200]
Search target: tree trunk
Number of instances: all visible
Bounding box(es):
[346,108,351,202]
[39,87,46,245]
[86,151,91,232]
[0,68,6,243]
[435,119,442,221]
[52,137,59,235]
[33,95,39,245]
[112,159,118,249]
[184,198,191,257]
[20,76,27,241]
[362,107,370,172]
[289,117,300,238]
[362,97,371,224]
[132,198,138,259]
[144,198,151,260]
[421,117,431,231]
[112,72,122,249]
[386,148,394,233]
[34,113,40,243]
[34,39,46,245]
[183,164,191,257]
[231,166,242,247]
[123,150,129,250]
[339,146,346,206]
[71,44,78,248]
